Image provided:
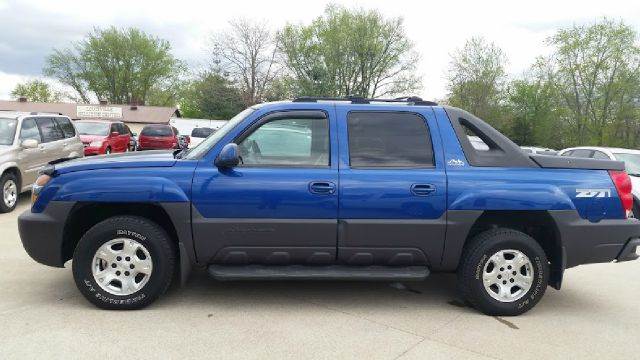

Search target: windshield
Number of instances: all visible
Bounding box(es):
[185,107,256,159]
[0,118,18,145]
[75,122,110,136]
[614,153,640,176]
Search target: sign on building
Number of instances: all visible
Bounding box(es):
[76,105,123,119]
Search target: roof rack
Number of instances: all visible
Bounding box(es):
[293,96,437,106]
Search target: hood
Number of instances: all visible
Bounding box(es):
[54,150,177,175]
[80,134,107,143]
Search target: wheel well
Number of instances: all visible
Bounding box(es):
[2,167,22,189]
[465,210,563,289]
[61,202,179,264]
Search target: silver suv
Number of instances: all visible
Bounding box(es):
[0,112,84,213]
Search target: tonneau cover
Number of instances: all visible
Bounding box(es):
[530,154,625,171]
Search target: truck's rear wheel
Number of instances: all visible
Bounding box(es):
[457,228,549,316]
[72,216,175,310]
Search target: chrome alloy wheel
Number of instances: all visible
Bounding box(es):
[482,249,534,302]
[92,238,153,296]
[3,179,17,208]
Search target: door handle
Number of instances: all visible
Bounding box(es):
[411,183,436,196]
[309,181,336,195]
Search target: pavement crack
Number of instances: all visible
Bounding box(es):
[493,316,519,329]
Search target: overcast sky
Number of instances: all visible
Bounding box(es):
[0,0,638,102]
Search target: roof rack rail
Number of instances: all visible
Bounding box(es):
[293,96,437,106]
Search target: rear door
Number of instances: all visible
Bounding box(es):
[35,117,66,161]
[53,117,82,157]
[336,108,447,267]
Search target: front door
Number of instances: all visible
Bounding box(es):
[16,118,47,187]
[337,109,447,267]
[191,110,339,266]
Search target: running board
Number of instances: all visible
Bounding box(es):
[207,265,430,281]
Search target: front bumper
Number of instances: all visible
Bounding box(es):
[18,201,75,268]
[83,146,104,156]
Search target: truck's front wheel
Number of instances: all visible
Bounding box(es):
[72,216,176,310]
[457,228,549,316]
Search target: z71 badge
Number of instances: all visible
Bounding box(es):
[575,189,611,198]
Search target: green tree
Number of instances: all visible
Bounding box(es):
[10,79,62,103]
[506,59,567,148]
[547,18,640,146]
[278,5,420,98]
[179,72,246,119]
[44,27,184,105]
[446,37,508,125]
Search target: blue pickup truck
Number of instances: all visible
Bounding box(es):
[18,97,640,315]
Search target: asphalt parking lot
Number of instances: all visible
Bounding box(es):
[1,195,639,359]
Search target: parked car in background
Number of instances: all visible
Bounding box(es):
[521,146,558,155]
[0,112,83,213]
[189,127,215,147]
[74,120,131,155]
[124,124,137,151]
[170,118,226,148]
[137,124,182,150]
[559,146,640,214]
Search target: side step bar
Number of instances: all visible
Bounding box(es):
[207,265,430,281]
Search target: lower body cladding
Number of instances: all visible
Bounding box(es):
[18,203,640,283]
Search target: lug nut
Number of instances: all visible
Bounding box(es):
[111,264,116,268]
[116,256,122,261]
[116,271,121,276]
[124,271,130,276]
[130,264,135,269]
[125,257,131,261]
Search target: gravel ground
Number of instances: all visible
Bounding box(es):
[1,194,639,359]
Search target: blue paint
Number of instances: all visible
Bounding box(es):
[32,101,625,222]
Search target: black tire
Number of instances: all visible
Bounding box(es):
[72,216,176,310]
[457,228,549,316]
[0,172,19,213]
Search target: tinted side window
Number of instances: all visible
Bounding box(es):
[55,118,75,138]
[238,118,329,166]
[571,149,593,158]
[20,118,42,142]
[592,151,610,160]
[36,118,64,143]
[117,123,127,134]
[347,112,434,168]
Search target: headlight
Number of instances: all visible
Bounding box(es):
[31,174,52,204]
[89,140,104,147]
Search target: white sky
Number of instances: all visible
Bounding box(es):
[0,0,639,101]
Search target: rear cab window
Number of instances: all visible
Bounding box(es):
[347,112,434,168]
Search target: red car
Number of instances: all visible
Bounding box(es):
[138,125,182,150]
[75,120,132,155]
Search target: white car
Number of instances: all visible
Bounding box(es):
[169,118,227,148]
[559,146,640,212]
[521,146,557,155]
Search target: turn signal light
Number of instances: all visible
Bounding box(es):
[31,174,52,204]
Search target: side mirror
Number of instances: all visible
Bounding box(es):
[21,139,39,149]
[110,132,119,137]
[215,143,240,168]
